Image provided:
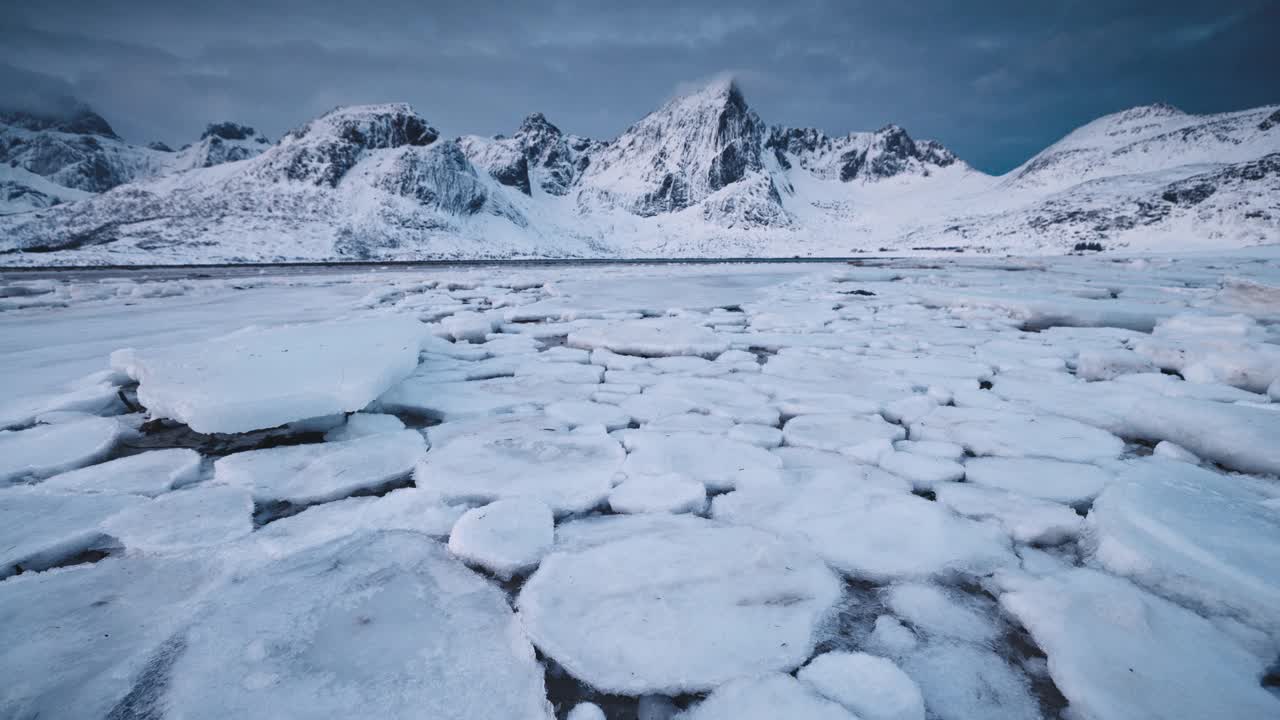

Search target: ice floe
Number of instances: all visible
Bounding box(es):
[40,448,200,497]
[518,519,840,694]
[448,498,554,580]
[112,316,426,433]
[416,426,624,515]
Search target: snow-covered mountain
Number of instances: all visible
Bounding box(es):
[1,79,1276,263]
[0,108,270,216]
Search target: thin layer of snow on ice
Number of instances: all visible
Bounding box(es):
[164,532,554,720]
[112,316,426,433]
[448,498,554,580]
[39,448,200,497]
[546,399,633,430]
[797,651,926,720]
[214,430,426,506]
[518,519,841,694]
[0,416,125,484]
[1001,568,1280,720]
[416,425,624,515]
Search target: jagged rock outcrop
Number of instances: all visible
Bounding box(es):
[578,78,771,216]
[253,104,438,187]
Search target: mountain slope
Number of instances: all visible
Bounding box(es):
[0,81,1276,264]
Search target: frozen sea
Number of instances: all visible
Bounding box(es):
[1,252,1279,719]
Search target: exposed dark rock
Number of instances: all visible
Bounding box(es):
[1260,109,1280,131]
[0,106,119,139]
[201,122,258,141]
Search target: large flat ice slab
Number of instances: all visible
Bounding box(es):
[1001,568,1280,720]
[163,532,554,720]
[1086,458,1280,636]
[518,519,841,695]
[214,430,427,506]
[416,426,624,515]
[112,316,426,433]
[0,417,125,484]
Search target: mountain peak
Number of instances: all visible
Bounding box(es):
[201,122,261,142]
[286,103,437,150]
[0,104,118,139]
[518,112,561,137]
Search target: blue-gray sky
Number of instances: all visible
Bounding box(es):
[2,0,1276,173]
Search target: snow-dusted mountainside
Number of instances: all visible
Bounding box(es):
[1,80,1277,263]
[0,109,270,216]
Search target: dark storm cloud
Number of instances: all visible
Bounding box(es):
[3,0,1275,172]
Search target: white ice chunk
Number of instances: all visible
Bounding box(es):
[0,487,143,578]
[569,317,729,358]
[568,703,606,720]
[100,485,252,552]
[885,583,999,644]
[40,448,200,497]
[894,440,965,461]
[416,426,623,515]
[112,317,425,433]
[935,482,1082,545]
[448,498,554,580]
[1152,440,1199,463]
[609,473,708,514]
[911,406,1123,462]
[322,412,405,441]
[679,674,856,720]
[878,451,965,491]
[215,430,426,506]
[1001,568,1280,720]
[868,615,919,654]
[1086,458,1280,636]
[714,474,1013,581]
[621,431,782,492]
[518,520,841,694]
[798,652,926,720]
[882,395,937,426]
[0,417,124,484]
[962,457,1112,505]
[728,423,783,448]
[247,488,466,566]
[546,400,633,431]
[165,532,554,720]
[441,310,497,342]
[783,414,906,453]
[618,393,700,422]
[1074,349,1155,381]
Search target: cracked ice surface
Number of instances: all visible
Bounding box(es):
[1,254,1279,719]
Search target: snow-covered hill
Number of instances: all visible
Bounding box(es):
[1,81,1277,264]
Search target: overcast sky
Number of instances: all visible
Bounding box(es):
[2,0,1276,173]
